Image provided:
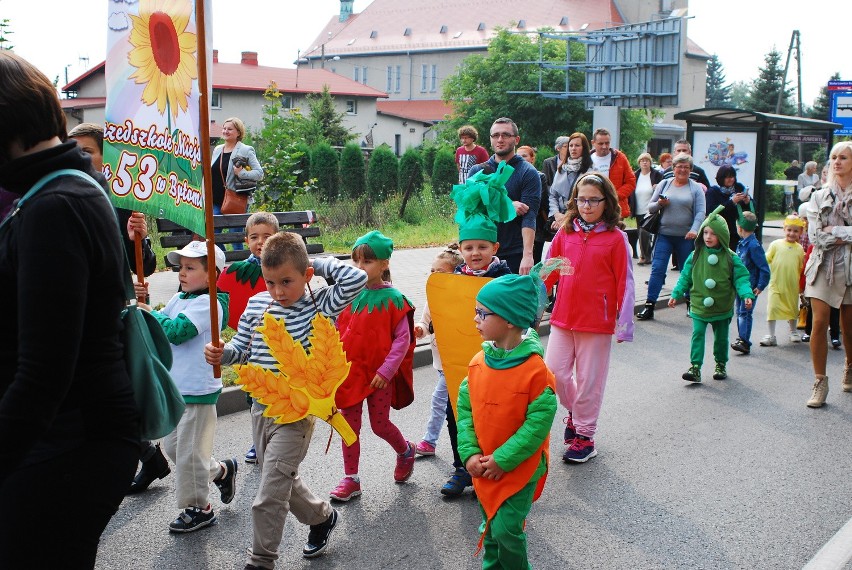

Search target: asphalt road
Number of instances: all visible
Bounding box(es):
[96,297,852,570]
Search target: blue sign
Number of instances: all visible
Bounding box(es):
[829,80,852,136]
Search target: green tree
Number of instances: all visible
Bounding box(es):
[442,28,591,150]
[810,72,840,121]
[618,109,655,161]
[249,83,315,211]
[398,148,424,194]
[730,80,751,109]
[0,19,14,51]
[306,85,354,147]
[431,148,458,196]
[747,48,794,114]
[311,142,340,202]
[705,54,732,108]
[366,145,398,201]
[339,143,367,199]
[293,141,312,187]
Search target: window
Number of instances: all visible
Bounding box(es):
[386,66,393,91]
[280,95,293,109]
[211,90,222,109]
[361,66,367,84]
[420,64,428,92]
[395,65,401,93]
[430,65,437,92]
[353,67,360,83]
[346,100,358,115]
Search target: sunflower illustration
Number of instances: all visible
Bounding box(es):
[127,0,198,119]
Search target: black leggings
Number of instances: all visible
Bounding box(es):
[446,399,463,469]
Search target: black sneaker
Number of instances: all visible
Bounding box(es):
[214,458,238,504]
[303,509,338,558]
[731,338,750,355]
[169,506,216,533]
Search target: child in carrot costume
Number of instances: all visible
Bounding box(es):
[456,273,557,568]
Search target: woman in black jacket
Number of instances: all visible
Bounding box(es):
[705,164,751,252]
[0,51,139,568]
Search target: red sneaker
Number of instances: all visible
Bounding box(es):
[329,477,361,501]
[394,441,415,482]
[414,440,436,456]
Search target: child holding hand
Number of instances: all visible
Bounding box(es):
[544,173,634,463]
[457,274,557,569]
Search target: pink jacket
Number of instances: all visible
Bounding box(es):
[545,220,634,341]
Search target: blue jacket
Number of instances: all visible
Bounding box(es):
[469,154,541,258]
[735,233,770,292]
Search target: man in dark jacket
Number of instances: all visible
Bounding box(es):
[469,117,541,275]
[661,139,711,189]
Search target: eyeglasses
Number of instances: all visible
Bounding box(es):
[474,308,497,320]
[576,197,605,207]
[490,132,517,139]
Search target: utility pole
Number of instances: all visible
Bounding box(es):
[777,30,804,161]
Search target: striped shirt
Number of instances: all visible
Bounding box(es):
[221,256,367,372]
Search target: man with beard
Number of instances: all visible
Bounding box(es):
[468,117,541,275]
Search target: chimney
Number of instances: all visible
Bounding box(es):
[213,49,218,63]
[339,0,353,22]
[241,51,258,66]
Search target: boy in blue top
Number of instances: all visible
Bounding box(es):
[731,210,771,355]
[142,241,237,533]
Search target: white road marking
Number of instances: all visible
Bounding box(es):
[804,517,852,569]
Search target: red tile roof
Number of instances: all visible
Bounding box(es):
[62,60,387,99]
[685,38,711,60]
[302,0,624,59]
[376,100,454,123]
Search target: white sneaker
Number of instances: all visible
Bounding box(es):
[759,335,777,347]
[790,332,801,343]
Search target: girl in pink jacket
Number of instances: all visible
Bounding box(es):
[544,172,635,463]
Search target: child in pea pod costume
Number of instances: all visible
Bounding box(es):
[456,273,557,569]
[669,205,755,382]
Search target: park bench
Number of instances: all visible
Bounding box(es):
[156,210,332,268]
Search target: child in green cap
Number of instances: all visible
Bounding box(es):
[331,230,417,501]
[456,273,557,569]
[668,205,756,382]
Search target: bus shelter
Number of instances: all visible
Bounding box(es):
[673,108,841,233]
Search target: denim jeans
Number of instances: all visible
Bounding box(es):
[422,370,447,446]
[735,294,756,346]
[646,233,695,302]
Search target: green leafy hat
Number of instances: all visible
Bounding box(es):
[353,230,393,259]
[451,161,517,243]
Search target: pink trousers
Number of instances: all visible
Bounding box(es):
[544,326,613,439]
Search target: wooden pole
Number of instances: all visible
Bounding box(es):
[134,233,145,302]
[195,0,220,377]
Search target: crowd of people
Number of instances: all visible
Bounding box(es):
[5,48,852,569]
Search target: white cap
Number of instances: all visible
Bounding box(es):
[166,240,225,271]
[799,185,815,203]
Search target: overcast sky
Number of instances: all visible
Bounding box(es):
[1,0,847,106]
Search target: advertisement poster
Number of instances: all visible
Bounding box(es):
[103,0,207,236]
[829,80,852,136]
[692,130,757,194]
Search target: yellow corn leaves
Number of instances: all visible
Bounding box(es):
[236,313,357,445]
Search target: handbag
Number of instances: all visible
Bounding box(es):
[6,169,185,440]
[641,210,662,234]
[221,188,249,214]
[219,154,251,214]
